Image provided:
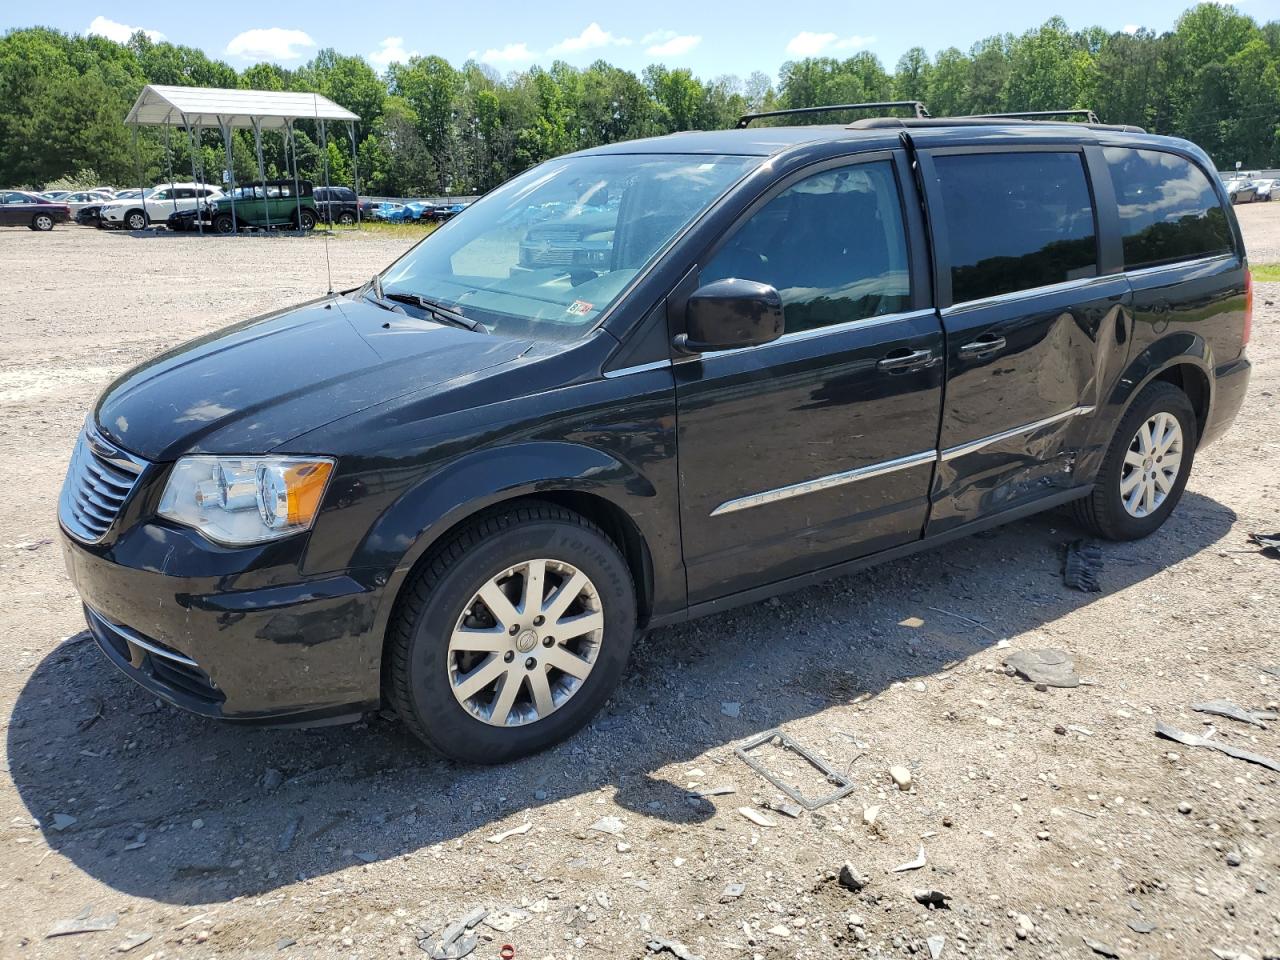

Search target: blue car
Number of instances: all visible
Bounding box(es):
[370,201,410,222]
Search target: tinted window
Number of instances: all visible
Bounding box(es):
[935,152,1097,303]
[1104,148,1234,270]
[701,160,910,334]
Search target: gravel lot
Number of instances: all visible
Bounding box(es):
[0,218,1277,960]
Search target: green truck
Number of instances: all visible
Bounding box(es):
[208,180,317,233]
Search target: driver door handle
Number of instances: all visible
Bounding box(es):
[958,334,1006,359]
[876,347,935,373]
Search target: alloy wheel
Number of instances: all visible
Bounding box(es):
[34,215,53,231]
[127,212,146,230]
[1120,411,1183,518]
[447,558,603,727]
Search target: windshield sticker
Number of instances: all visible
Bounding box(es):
[566,299,594,317]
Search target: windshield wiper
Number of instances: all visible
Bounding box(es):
[358,273,404,314]
[383,292,487,333]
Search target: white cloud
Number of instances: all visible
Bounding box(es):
[481,42,537,65]
[550,22,632,55]
[785,31,875,57]
[644,31,702,57]
[87,15,165,44]
[369,36,418,69]
[1122,23,1141,35]
[225,27,316,62]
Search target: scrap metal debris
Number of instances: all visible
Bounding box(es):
[1004,649,1080,688]
[891,845,928,873]
[1083,936,1121,958]
[734,728,857,810]
[1155,721,1280,772]
[421,908,487,960]
[737,806,776,828]
[46,908,119,938]
[485,822,532,844]
[1247,531,1280,558]
[913,888,951,908]
[1192,700,1276,729]
[1063,539,1103,592]
[646,935,704,960]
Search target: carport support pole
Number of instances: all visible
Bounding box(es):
[287,119,303,235]
[133,124,144,208]
[182,115,203,236]
[218,117,237,235]
[252,118,269,230]
[165,118,177,224]
[319,119,332,226]
[348,122,361,227]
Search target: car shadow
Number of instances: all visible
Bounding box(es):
[6,491,1235,904]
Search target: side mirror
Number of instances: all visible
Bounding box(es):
[674,278,785,354]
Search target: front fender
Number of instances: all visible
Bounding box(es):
[356,438,679,649]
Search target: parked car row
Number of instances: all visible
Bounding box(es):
[1224,177,1276,204]
[361,198,472,223]
[5,181,466,232]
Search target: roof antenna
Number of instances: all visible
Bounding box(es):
[314,93,334,296]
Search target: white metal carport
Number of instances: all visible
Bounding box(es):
[125,85,362,234]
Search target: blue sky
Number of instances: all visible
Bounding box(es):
[11,2,1280,78]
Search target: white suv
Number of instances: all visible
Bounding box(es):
[100,184,223,230]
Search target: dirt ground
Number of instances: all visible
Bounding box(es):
[0,213,1277,960]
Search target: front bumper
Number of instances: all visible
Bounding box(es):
[62,525,385,725]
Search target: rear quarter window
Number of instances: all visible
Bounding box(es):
[934,152,1098,304]
[1103,147,1235,270]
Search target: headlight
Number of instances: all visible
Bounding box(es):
[158,456,335,546]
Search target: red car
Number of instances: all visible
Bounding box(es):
[0,190,71,230]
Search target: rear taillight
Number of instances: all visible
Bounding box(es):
[1244,268,1254,347]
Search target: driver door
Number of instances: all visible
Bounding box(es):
[673,152,944,605]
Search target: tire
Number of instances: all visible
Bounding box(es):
[387,500,636,763]
[296,209,317,231]
[338,211,356,225]
[125,209,148,230]
[32,214,54,231]
[1072,381,1197,541]
[212,213,235,235]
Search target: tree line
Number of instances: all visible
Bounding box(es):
[2,3,1278,197]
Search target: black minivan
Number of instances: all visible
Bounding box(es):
[60,107,1251,762]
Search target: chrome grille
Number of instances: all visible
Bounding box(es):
[59,423,148,543]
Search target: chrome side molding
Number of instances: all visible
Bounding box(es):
[940,405,1095,462]
[710,449,936,516]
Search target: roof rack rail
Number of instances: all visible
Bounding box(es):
[735,101,930,129]
[966,109,1101,124]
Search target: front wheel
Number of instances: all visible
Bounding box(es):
[125,210,148,230]
[1072,381,1197,540]
[386,501,636,763]
[212,213,235,235]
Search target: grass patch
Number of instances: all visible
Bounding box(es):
[328,220,440,238]
[1251,262,1280,282]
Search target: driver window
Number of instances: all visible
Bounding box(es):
[701,160,910,334]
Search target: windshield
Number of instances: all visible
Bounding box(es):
[378,153,757,341]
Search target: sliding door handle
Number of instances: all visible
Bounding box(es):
[958,334,1006,359]
[877,347,935,373]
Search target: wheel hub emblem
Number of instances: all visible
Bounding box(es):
[515,629,538,653]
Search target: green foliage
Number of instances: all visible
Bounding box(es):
[6,4,1280,197]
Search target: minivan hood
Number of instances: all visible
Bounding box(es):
[95,297,533,461]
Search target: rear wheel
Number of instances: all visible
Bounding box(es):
[31,214,54,231]
[296,209,317,231]
[338,211,356,225]
[386,501,636,763]
[1072,381,1197,540]
[125,209,148,230]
